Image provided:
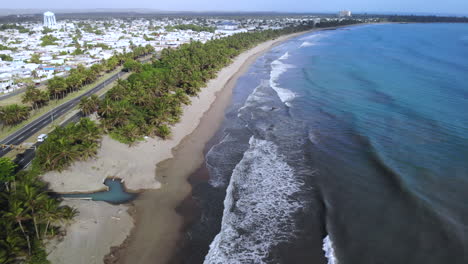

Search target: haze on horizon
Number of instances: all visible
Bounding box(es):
[1,0,468,15]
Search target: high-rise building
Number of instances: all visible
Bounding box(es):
[339,10,352,17]
[43,11,57,28]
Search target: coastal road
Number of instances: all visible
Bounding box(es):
[11,112,82,172]
[0,81,49,101]
[0,55,152,101]
[1,55,154,170]
[0,70,123,158]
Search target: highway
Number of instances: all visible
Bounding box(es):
[1,55,154,171]
[0,70,124,159]
[0,80,49,101]
[12,111,82,171]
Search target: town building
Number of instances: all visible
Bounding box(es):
[43,11,57,28]
[339,10,352,17]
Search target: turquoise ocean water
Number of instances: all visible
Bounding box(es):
[182,23,468,264]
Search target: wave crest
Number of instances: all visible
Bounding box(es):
[323,235,338,264]
[204,137,304,263]
[300,41,315,48]
[270,52,296,104]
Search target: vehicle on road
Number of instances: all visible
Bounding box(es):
[37,134,48,142]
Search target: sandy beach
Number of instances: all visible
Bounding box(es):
[111,30,313,264]
[46,200,134,264]
[44,29,314,264]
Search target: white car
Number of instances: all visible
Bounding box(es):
[37,134,48,142]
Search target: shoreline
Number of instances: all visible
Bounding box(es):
[44,24,355,264]
[110,29,315,264]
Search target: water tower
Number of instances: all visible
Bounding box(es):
[43,11,57,28]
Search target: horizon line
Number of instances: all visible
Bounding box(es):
[0,8,467,17]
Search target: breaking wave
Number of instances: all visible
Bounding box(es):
[204,137,304,263]
[323,235,338,264]
[270,52,296,104]
[300,41,315,48]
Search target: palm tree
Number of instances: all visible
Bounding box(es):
[76,118,101,142]
[79,95,100,116]
[21,86,49,110]
[0,104,30,126]
[31,70,39,79]
[0,157,16,192]
[39,199,59,238]
[156,125,171,139]
[0,221,28,262]
[47,76,67,100]
[66,74,83,93]
[97,98,115,118]
[58,205,78,222]
[21,86,37,110]
[4,200,31,255]
[21,184,48,240]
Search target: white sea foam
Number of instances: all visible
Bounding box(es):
[270,52,296,104]
[300,41,315,48]
[323,235,338,264]
[204,137,304,264]
[278,51,290,60]
[308,130,319,144]
[299,33,326,41]
[238,81,268,112]
[206,133,238,188]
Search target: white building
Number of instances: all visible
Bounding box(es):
[44,11,57,28]
[339,10,352,17]
[0,73,13,93]
[217,21,239,31]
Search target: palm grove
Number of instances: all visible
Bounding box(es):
[0,19,364,263]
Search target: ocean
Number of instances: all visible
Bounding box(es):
[177,23,468,264]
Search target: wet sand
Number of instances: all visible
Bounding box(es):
[113,31,312,264]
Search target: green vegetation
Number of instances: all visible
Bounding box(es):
[0,44,17,51]
[33,118,102,172]
[316,19,361,28]
[74,29,82,40]
[79,94,100,116]
[0,21,369,263]
[0,54,13,61]
[22,86,49,110]
[148,25,162,31]
[143,34,155,41]
[92,43,111,50]
[0,45,154,129]
[166,24,216,33]
[0,24,27,31]
[41,27,54,34]
[384,15,468,23]
[97,23,326,144]
[47,64,101,100]
[71,48,84,55]
[19,28,31,34]
[0,156,77,263]
[78,22,104,35]
[122,59,142,72]
[0,104,30,126]
[40,35,59,47]
[29,54,41,64]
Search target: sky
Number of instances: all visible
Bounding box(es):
[2,0,468,15]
